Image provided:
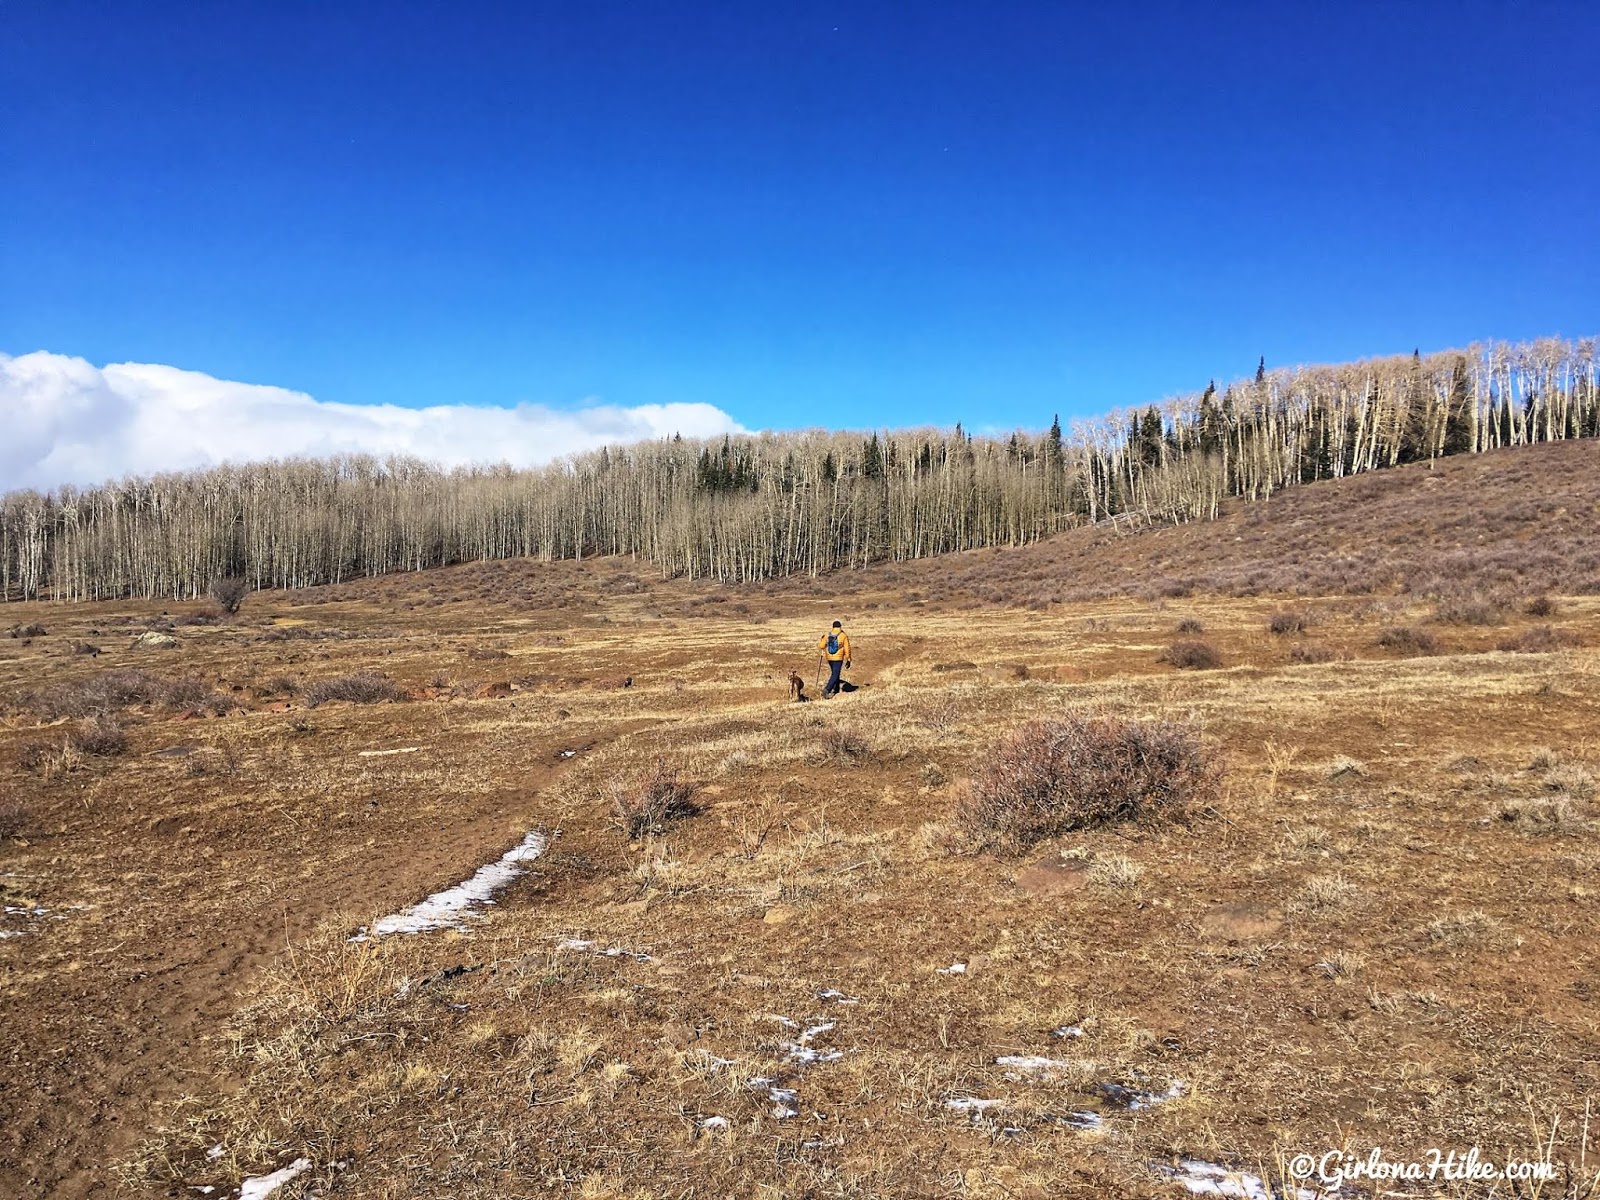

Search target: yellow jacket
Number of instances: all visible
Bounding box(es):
[817,628,851,662]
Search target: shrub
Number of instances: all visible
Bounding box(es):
[1288,642,1336,664]
[27,669,168,718]
[1527,747,1561,772]
[1544,765,1597,802]
[209,576,250,615]
[1524,595,1558,618]
[164,675,221,711]
[1376,626,1442,656]
[7,623,46,638]
[1267,611,1308,635]
[1496,625,1581,653]
[1158,640,1223,670]
[1174,617,1205,634]
[68,716,129,757]
[1431,594,1504,626]
[1290,873,1356,914]
[1327,755,1367,779]
[820,726,872,762]
[1087,853,1144,890]
[0,797,27,839]
[1500,795,1586,835]
[303,672,408,708]
[953,715,1222,853]
[187,745,239,777]
[611,759,698,838]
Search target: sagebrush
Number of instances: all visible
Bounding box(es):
[954,715,1222,852]
[611,760,699,839]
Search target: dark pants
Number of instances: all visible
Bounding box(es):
[824,659,843,696]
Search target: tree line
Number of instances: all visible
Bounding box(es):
[3,336,1595,601]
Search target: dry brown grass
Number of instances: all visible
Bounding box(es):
[2,526,1598,1200]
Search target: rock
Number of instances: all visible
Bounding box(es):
[476,681,513,699]
[762,904,797,926]
[133,631,178,649]
[1016,858,1090,897]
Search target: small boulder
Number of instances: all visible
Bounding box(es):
[1016,858,1090,897]
[133,631,179,649]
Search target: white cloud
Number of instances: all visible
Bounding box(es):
[0,351,746,492]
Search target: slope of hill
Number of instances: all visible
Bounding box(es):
[789,438,1600,609]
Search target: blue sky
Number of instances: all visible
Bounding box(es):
[3,0,1598,474]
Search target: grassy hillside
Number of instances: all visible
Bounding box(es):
[1,444,1597,1199]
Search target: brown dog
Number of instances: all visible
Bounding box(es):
[788,671,807,702]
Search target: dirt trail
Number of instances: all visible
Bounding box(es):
[0,727,601,1200]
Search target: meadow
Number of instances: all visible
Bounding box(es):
[2,444,1598,1199]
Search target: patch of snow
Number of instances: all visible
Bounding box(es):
[1051,1110,1105,1131]
[945,1096,1005,1114]
[1097,1079,1185,1110]
[783,1043,844,1065]
[817,988,859,1004]
[555,937,653,961]
[0,930,26,939]
[697,1115,730,1132]
[357,746,419,757]
[937,962,967,975]
[357,832,548,938]
[782,1019,844,1065]
[747,1077,799,1119]
[685,1049,736,1072]
[1157,1159,1315,1200]
[206,1144,225,1161]
[996,1055,1078,1073]
[1053,1024,1085,1039]
[559,748,577,758]
[237,1157,311,1200]
[803,1135,844,1150]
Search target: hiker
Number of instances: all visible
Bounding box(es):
[816,620,851,698]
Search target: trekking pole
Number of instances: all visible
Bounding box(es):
[815,654,824,691]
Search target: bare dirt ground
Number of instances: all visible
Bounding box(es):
[3,461,1599,1198]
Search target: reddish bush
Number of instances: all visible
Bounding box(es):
[1159,640,1224,670]
[209,576,250,615]
[1431,594,1505,626]
[1268,610,1308,635]
[954,715,1222,852]
[611,760,698,838]
[68,716,129,757]
[1376,626,1442,655]
[1289,642,1337,664]
[1496,626,1582,653]
[0,797,27,839]
[303,672,408,708]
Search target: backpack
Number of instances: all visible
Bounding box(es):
[826,631,840,656]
